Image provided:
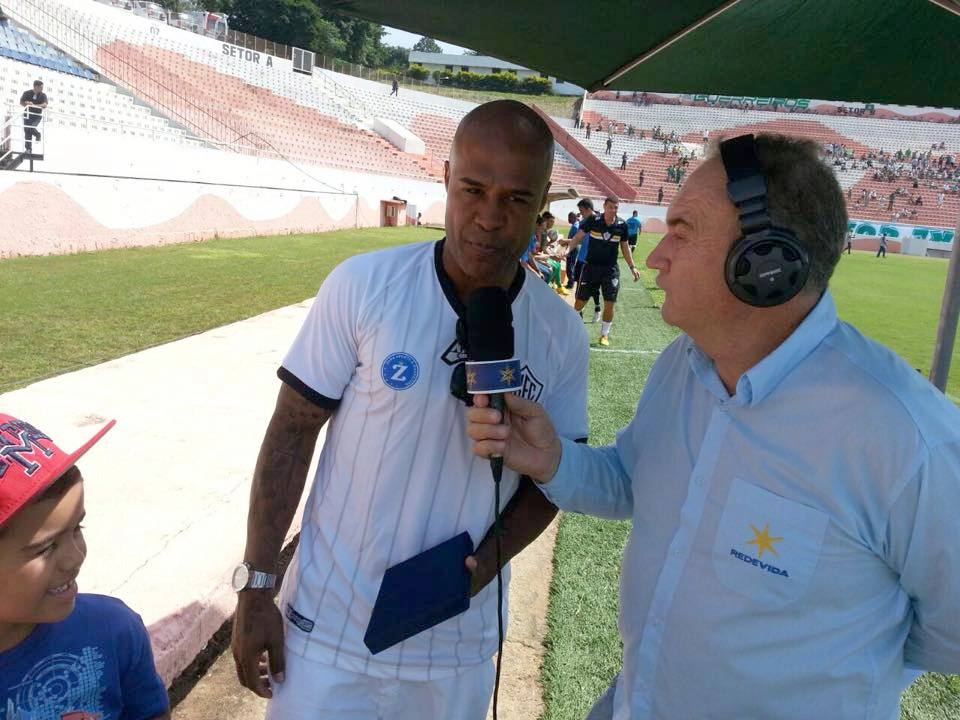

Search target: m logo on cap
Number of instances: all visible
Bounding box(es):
[0,420,53,478]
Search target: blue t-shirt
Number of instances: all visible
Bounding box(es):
[520,234,538,263]
[572,220,591,263]
[626,215,642,237]
[0,594,169,720]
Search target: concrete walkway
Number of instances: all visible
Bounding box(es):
[0,301,318,686]
[2,298,557,719]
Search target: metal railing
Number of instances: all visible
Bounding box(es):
[1,110,45,165]
[221,27,291,61]
[315,55,443,96]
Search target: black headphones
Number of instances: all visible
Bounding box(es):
[720,135,810,307]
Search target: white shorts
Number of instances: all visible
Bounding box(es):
[265,651,495,720]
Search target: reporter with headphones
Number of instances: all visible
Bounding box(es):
[466,133,960,720]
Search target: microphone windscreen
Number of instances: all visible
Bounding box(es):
[467,287,514,361]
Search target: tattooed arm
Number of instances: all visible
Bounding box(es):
[231,383,332,698]
[466,476,558,596]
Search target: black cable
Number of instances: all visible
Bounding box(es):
[491,460,504,720]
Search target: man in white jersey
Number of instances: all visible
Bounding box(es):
[231,100,589,719]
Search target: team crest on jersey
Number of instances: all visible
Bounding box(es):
[518,365,544,402]
[603,231,612,241]
[381,352,420,390]
[441,338,467,366]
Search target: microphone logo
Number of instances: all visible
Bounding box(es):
[465,358,523,395]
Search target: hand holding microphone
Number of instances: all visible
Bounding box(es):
[465,287,563,485]
[468,393,562,485]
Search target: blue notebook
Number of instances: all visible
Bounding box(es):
[364,531,473,655]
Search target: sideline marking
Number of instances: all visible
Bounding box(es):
[589,348,662,355]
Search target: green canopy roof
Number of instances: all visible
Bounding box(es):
[332,0,960,108]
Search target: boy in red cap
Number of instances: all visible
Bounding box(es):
[0,414,170,719]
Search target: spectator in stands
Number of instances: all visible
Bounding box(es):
[657,186,664,204]
[620,152,628,170]
[390,76,399,96]
[606,136,613,155]
[0,414,170,719]
[567,196,641,346]
[586,123,592,140]
[877,231,888,258]
[626,210,642,251]
[20,80,47,154]
[467,133,960,720]
[231,100,588,720]
[638,169,644,187]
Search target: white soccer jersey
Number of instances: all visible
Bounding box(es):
[278,239,589,681]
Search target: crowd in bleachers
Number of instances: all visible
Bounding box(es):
[834,145,960,224]
[591,89,960,126]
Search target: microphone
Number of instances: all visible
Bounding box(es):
[465,285,520,720]
[466,287,522,483]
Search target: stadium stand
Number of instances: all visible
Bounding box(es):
[0,18,94,78]
[581,96,960,226]
[0,0,955,234]
[0,52,193,140]
[95,40,434,179]
[322,70,609,196]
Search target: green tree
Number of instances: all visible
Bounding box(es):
[227,0,344,56]
[327,15,386,65]
[406,64,429,81]
[412,36,442,53]
[381,45,410,71]
[157,0,188,12]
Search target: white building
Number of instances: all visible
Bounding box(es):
[407,51,585,96]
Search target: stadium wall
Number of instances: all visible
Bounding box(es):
[0,171,446,256]
[0,127,448,256]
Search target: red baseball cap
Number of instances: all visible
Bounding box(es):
[0,414,115,528]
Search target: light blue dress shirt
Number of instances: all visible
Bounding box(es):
[542,291,960,719]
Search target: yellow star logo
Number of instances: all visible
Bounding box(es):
[500,366,515,384]
[466,370,478,388]
[746,522,783,558]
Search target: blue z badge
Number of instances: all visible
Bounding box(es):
[381,352,420,390]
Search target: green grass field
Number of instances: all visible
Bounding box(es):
[1,228,958,718]
[0,227,434,391]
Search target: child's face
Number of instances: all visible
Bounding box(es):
[0,480,86,649]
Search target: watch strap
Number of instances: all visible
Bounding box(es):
[248,568,277,590]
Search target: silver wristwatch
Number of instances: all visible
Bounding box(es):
[231,562,277,592]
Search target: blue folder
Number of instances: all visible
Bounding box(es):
[364,531,473,655]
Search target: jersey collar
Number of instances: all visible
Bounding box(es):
[434,239,525,318]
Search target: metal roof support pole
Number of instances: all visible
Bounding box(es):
[930,210,960,392]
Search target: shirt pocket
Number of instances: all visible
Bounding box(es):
[712,477,828,605]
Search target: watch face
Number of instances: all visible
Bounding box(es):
[231,563,250,592]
